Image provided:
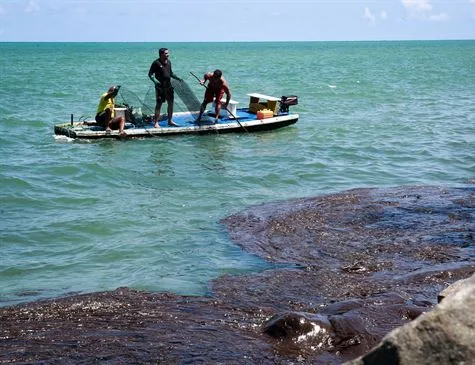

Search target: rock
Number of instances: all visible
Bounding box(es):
[343,280,475,365]
[262,311,332,341]
[1,185,474,364]
[262,310,374,352]
[438,272,475,303]
[328,313,370,348]
[323,299,365,315]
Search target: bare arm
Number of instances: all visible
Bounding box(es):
[149,73,160,86]
[201,73,212,85]
[171,73,182,81]
[148,63,160,85]
[222,78,231,106]
[170,64,182,82]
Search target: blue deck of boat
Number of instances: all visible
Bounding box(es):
[132,108,255,129]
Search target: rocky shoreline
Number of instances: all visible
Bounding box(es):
[1,185,474,364]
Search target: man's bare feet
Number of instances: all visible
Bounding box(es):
[154,122,160,128]
[168,120,178,127]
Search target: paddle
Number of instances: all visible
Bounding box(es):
[190,71,248,133]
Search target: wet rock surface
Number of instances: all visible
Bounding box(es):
[1,185,474,364]
[343,273,475,365]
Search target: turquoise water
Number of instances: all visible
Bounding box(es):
[1,41,474,306]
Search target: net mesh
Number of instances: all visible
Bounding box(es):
[172,79,202,112]
[116,80,202,126]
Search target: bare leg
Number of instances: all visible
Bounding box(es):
[118,117,126,136]
[167,101,178,126]
[154,102,162,128]
[105,108,113,132]
[108,116,127,136]
[215,102,221,124]
[196,102,207,123]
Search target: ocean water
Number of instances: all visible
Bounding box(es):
[1,41,474,307]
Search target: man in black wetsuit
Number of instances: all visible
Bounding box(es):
[148,48,183,128]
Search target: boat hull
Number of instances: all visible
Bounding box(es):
[54,110,299,140]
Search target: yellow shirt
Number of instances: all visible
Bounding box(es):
[96,92,115,117]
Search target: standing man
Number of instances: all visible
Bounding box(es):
[196,69,231,124]
[95,85,126,136]
[148,48,182,128]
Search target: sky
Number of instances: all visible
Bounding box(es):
[0,0,474,42]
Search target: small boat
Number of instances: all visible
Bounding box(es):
[54,93,299,140]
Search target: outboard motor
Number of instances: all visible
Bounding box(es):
[279,95,298,113]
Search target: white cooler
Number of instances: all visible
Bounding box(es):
[211,99,238,118]
[114,107,127,120]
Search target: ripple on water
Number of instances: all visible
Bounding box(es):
[1,41,474,306]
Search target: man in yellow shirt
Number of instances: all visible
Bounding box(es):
[95,85,126,136]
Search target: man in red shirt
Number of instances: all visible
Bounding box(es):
[196,69,231,124]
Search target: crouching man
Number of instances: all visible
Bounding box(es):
[95,85,126,136]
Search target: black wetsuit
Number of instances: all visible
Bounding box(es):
[148,59,175,103]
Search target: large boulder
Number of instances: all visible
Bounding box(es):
[343,274,475,365]
[438,273,475,303]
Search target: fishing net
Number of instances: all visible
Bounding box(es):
[117,80,202,126]
[172,78,202,112]
[142,80,202,115]
[114,87,150,126]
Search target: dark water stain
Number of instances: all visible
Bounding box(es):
[1,184,474,364]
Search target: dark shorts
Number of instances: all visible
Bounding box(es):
[95,110,120,130]
[156,86,174,104]
[95,112,107,127]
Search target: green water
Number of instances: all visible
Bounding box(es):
[1,41,474,306]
